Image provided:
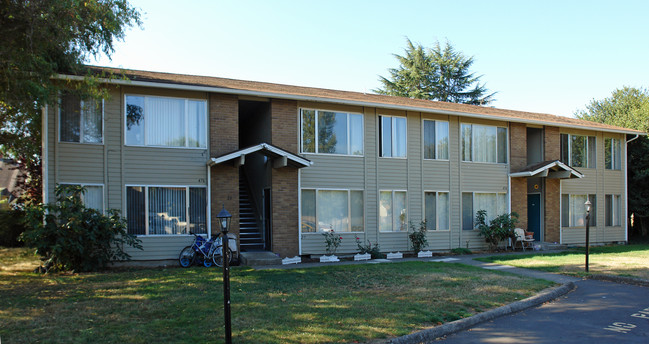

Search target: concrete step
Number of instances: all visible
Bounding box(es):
[240,251,281,266]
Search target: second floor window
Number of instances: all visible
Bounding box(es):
[126,95,207,148]
[560,134,596,168]
[461,124,507,163]
[604,138,621,170]
[423,120,449,160]
[59,93,103,144]
[379,115,407,158]
[301,109,363,155]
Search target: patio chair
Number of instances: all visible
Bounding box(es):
[514,228,534,251]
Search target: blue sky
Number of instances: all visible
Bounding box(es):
[93,0,649,117]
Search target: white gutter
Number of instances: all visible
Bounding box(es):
[57,74,644,136]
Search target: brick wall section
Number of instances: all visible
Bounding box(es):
[209,93,239,242]
[510,123,528,227]
[544,126,561,242]
[270,99,299,257]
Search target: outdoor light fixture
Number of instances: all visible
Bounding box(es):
[216,204,232,344]
[584,200,592,272]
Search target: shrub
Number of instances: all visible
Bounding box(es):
[322,230,342,255]
[476,210,519,251]
[0,207,27,247]
[451,247,472,255]
[355,237,383,259]
[408,221,428,254]
[20,185,142,272]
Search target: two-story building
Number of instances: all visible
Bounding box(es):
[43,67,642,262]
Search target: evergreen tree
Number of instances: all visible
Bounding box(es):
[375,38,495,105]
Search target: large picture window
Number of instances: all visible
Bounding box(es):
[126,185,207,235]
[462,192,507,230]
[125,95,207,148]
[461,124,507,163]
[379,116,407,158]
[424,191,449,230]
[604,138,622,170]
[605,194,621,226]
[423,120,449,160]
[561,194,596,227]
[379,190,407,231]
[300,189,363,233]
[59,93,103,144]
[560,134,596,168]
[301,109,363,155]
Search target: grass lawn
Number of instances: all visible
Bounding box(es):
[0,247,553,344]
[477,244,649,280]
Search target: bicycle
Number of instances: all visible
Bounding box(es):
[178,232,233,268]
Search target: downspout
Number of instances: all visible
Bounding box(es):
[41,105,49,204]
[624,134,639,242]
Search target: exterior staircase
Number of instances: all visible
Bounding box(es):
[239,173,265,251]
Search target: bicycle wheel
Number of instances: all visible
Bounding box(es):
[179,246,195,268]
[212,246,233,267]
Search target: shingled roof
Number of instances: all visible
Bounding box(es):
[77,66,643,135]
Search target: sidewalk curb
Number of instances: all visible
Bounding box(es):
[587,274,649,288]
[388,281,576,344]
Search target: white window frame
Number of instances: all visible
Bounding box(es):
[561,134,596,168]
[460,123,508,164]
[423,190,450,231]
[379,115,407,158]
[58,96,104,144]
[299,108,364,156]
[58,182,105,213]
[462,192,508,230]
[124,94,208,149]
[124,184,208,236]
[604,138,622,170]
[422,119,449,161]
[299,188,365,233]
[379,190,408,232]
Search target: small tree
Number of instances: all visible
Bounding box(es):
[322,230,342,255]
[476,210,519,251]
[20,185,142,272]
[408,220,428,254]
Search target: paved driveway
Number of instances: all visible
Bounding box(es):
[439,279,649,343]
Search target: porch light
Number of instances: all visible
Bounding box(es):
[216,204,232,344]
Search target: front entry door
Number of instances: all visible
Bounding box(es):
[528,193,541,241]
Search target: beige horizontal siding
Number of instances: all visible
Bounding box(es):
[123,147,208,185]
[300,155,365,189]
[377,159,408,189]
[460,163,508,191]
[124,235,194,260]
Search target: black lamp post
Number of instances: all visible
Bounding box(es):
[584,200,591,272]
[216,205,232,344]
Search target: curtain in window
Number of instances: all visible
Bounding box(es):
[126,96,145,145]
[379,191,392,231]
[461,124,472,161]
[497,127,507,163]
[81,99,102,143]
[147,97,185,147]
[475,193,497,222]
[350,114,364,156]
[588,136,596,168]
[381,117,392,157]
[148,187,186,235]
[187,101,206,148]
[301,190,316,232]
[82,186,103,212]
[613,139,621,170]
[189,188,207,234]
[317,190,349,232]
[436,121,449,160]
[462,192,473,230]
[394,191,407,231]
[569,194,587,227]
[438,192,449,230]
[473,125,497,163]
[127,186,146,235]
[60,94,81,142]
[394,117,407,157]
[350,191,364,231]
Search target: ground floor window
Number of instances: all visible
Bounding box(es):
[301,189,364,233]
[126,185,207,235]
[379,190,407,232]
[561,194,596,227]
[59,183,104,212]
[605,194,621,226]
[462,192,507,230]
[424,191,449,230]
